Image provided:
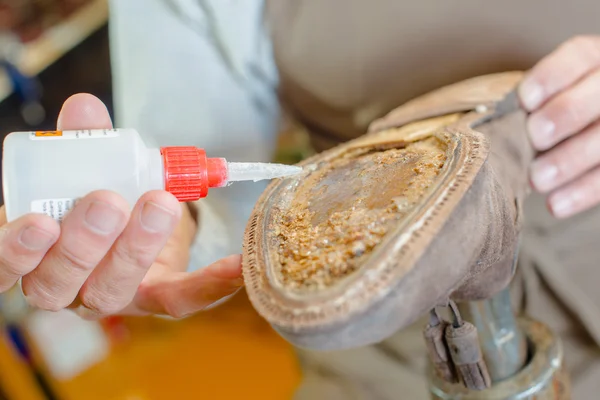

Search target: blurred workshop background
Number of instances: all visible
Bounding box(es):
[0,1,305,399]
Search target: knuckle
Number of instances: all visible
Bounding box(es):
[551,139,595,184]
[569,189,587,210]
[0,240,39,278]
[560,126,600,177]
[111,240,155,271]
[568,35,600,64]
[558,141,582,169]
[25,294,67,312]
[556,95,582,126]
[165,307,188,320]
[22,279,71,311]
[0,252,33,278]
[57,244,98,272]
[160,294,189,319]
[571,171,600,207]
[574,142,598,172]
[80,293,122,316]
[137,281,191,319]
[589,131,600,161]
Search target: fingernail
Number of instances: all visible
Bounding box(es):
[85,201,123,234]
[519,80,545,110]
[550,193,574,218]
[140,202,175,233]
[530,160,558,191]
[528,115,555,149]
[19,226,56,250]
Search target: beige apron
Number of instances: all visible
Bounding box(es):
[265,1,600,398]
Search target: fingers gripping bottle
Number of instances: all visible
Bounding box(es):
[2,129,302,223]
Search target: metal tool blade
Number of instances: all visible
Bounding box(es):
[473,88,523,126]
[493,89,522,118]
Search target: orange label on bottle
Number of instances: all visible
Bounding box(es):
[34,131,63,137]
[30,129,119,141]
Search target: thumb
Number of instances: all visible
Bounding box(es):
[133,255,245,318]
[57,93,113,130]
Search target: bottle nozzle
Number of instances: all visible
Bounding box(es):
[226,162,303,183]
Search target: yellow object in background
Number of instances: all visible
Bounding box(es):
[0,331,46,400]
[17,291,301,400]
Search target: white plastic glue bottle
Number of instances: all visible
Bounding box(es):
[2,129,302,223]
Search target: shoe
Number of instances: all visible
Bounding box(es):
[242,71,534,351]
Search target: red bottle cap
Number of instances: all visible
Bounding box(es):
[160,146,228,201]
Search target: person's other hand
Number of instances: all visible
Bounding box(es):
[519,35,600,218]
[0,94,244,319]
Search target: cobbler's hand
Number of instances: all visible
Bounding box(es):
[519,35,600,218]
[0,94,243,319]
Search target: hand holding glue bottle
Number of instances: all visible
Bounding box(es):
[0,94,301,319]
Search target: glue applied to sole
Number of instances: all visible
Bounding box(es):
[272,137,448,292]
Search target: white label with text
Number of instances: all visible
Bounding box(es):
[31,198,78,222]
